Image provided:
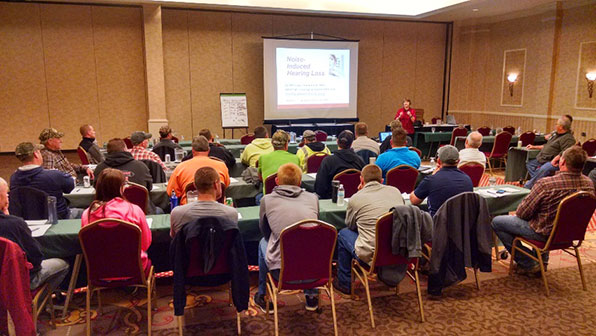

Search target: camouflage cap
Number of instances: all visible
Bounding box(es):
[15,142,44,159]
[271,130,289,147]
[39,128,64,143]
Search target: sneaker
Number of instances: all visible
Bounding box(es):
[305,295,319,312]
[253,293,274,314]
[332,279,351,297]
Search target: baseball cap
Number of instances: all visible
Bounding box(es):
[15,142,44,159]
[39,128,64,143]
[271,130,289,147]
[337,130,355,148]
[130,131,152,145]
[437,145,459,165]
[303,130,316,140]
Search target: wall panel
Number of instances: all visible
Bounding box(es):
[415,23,447,120]
[0,3,49,151]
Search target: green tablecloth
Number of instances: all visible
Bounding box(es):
[454,134,546,152]
[504,148,539,182]
[182,141,339,159]
[413,132,454,158]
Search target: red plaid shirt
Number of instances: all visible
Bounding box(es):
[41,148,85,178]
[517,171,595,235]
[130,146,167,171]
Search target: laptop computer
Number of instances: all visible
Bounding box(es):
[379,131,391,142]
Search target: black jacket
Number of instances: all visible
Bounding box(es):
[169,217,249,315]
[94,151,153,192]
[315,148,365,199]
[380,135,413,154]
[0,214,43,274]
[79,137,104,164]
[182,143,235,169]
[428,192,492,296]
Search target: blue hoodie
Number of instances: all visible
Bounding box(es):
[10,166,74,219]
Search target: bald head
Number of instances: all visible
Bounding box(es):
[0,177,7,190]
[0,177,8,214]
[465,131,483,149]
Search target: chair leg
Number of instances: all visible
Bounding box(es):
[63,254,83,318]
[536,250,550,297]
[350,260,356,298]
[49,295,56,329]
[487,157,494,175]
[97,290,102,315]
[147,278,152,336]
[493,232,500,260]
[362,273,375,328]
[413,269,425,323]
[236,312,241,335]
[509,240,517,275]
[86,287,91,336]
[178,315,183,335]
[272,292,279,336]
[328,284,338,336]
[473,268,480,290]
[575,247,588,291]
[228,286,233,306]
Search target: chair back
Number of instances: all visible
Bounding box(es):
[265,173,278,194]
[450,127,468,145]
[79,219,146,288]
[409,147,422,158]
[240,134,255,145]
[315,130,328,142]
[186,229,237,277]
[503,126,515,135]
[184,181,196,193]
[8,187,48,220]
[278,220,337,289]
[171,136,179,144]
[152,146,175,162]
[141,159,167,183]
[477,127,491,136]
[488,131,513,157]
[333,169,361,198]
[431,117,440,124]
[386,165,419,193]
[543,192,596,250]
[370,213,413,269]
[355,149,377,164]
[306,153,329,173]
[459,163,485,187]
[519,131,536,147]
[122,182,149,214]
[582,138,596,156]
[123,137,133,149]
[77,146,90,165]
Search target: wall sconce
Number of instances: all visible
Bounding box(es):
[507,73,518,97]
[586,72,596,98]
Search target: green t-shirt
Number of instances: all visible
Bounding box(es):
[258,150,301,193]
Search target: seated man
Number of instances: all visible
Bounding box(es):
[152,125,182,158]
[258,131,300,194]
[492,146,594,274]
[295,130,331,171]
[78,124,104,164]
[199,128,235,169]
[590,168,596,187]
[170,167,238,238]
[315,130,365,199]
[0,177,69,292]
[39,128,93,179]
[351,122,380,156]
[254,163,320,312]
[334,164,404,295]
[94,139,153,193]
[167,136,230,204]
[457,131,486,168]
[241,126,273,167]
[10,142,80,219]
[129,131,168,172]
[524,116,575,189]
[410,145,473,217]
[380,120,413,154]
[375,128,421,177]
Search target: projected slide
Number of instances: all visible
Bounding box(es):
[263,38,359,121]
[276,48,350,109]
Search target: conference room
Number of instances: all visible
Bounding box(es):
[1,0,596,335]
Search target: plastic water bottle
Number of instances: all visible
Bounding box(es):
[170,193,179,210]
[517,126,522,136]
[215,135,220,144]
[337,184,345,206]
[430,157,436,170]
[47,196,58,224]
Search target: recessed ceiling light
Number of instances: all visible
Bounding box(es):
[472,8,479,12]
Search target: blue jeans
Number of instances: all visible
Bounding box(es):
[524,160,558,189]
[30,258,70,291]
[257,238,318,297]
[337,228,359,291]
[492,215,549,269]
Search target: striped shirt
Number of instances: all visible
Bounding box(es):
[516,171,594,235]
[130,145,167,171]
[40,148,85,178]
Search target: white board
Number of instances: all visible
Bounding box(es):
[220,93,248,128]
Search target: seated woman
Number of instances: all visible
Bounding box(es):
[81,168,152,271]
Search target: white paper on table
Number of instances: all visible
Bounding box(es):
[26,220,48,226]
[238,213,243,220]
[152,185,159,191]
[306,173,317,179]
[70,187,95,195]
[499,187,520,193]
[146,218,153,229]
[30,224,52,237]
[230,177,239,183]
[401,192,410,199]
[476,188,506,198]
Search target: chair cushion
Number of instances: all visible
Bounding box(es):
[270,276,329,290]
[483,152,505,158]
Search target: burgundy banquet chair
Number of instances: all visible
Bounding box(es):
[315,130,328,142]
[483,131,512,174]
[502,126,515,135]
[333,169,361,198]
[450,127,468,146]
[264,173,278,194]
[306,153,329,173]
[122,182,149,214]
[477,127,491,136]
[459,162,485,187]
[386,165,419,194]
[240,133,255,145]
[77,146,90,165]
[581,138,596,156]
[519,131,536,147]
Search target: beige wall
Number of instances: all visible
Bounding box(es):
[162,10,447,139]
[449,3,596,142]
[0,2,147,151]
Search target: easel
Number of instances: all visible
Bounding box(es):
[223,127,249,139]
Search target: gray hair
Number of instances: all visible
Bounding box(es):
[558,116,571,131]
[467,131,483,148]
[0,177,7,189]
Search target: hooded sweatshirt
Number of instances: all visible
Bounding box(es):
[314,148,366,199]
[94,151,153,192]
[10,165,74,219]
[259,185,319,270]
[296,142,331,171]
[81,197,152,270]
[240,138,273,167]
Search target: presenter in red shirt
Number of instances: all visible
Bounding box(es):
[394,99,416,135]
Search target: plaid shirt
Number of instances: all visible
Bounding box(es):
[40,148,85,178]
[130,146,167,171]
[516,171,595,235]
